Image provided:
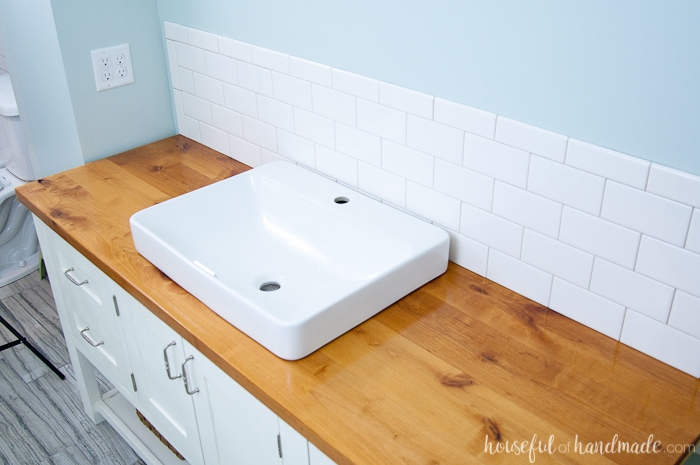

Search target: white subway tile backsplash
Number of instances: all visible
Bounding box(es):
[164,22,188,43]
[167,24,700,376]
[382,140,433,187]
[668,291,700,340]
[211,104,243,137]
[487,249,552,306]
[193,73,225,106]
[166,41,180,89]
[261,148,286,165]
[182,92,212,124]
[492,182,562,238]
[620,310,700,377]
[407,116,463,165]
[176,42,206,74]
[251,46,289,73]
[236,61,274,97]
[229,134,262,167]
[178,68,195,94]
[559,207,640,269]
[241,116,277,152]
[293,108,335,148]
[433,159,494,211]
[172,90,185,134]
[332,69,379,102]
[199,123,230,156]
[647,163,700,209]
[448,231,489,276]
[434,98,496,139]
[495,117,568,163]
[358,162,406,207]
[256,95,294,133]
[182,115,200,141]
[272,72,312,110]
[565,139,650,189]
[379,82,433,119]
[204,51,237,85]
[636,236,700,298]
[463,133,529,189]
[687,209,700,254]
[357,99,406,143]
[187,28,218,52]
[223,83,257,118]
[218,36,253,62]
[276,130,315,167]
[550,278,625,339]
[601,181,692,247]
[335,123,381,167]
[521,229,594,289]
[589,258,674,322]
[290,57,332,87]
[406,182,461,230]
[528,156,605,215]
[315,145,358,186]
[460,203,523,258]
[312,84,355,127]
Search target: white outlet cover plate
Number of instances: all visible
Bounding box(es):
[90,43,135,92]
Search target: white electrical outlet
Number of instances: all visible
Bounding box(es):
[90,44,134,92]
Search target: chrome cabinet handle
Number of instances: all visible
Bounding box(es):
[64,267,88,286]
[181,355,199,395]
[80,327,104,347]
[163,341,182,380]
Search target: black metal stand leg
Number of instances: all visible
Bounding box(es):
[0,312,65,380]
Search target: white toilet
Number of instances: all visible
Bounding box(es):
[0,73,40,287]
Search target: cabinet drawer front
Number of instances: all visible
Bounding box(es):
[53,245,117,332]
[37,226,136,402]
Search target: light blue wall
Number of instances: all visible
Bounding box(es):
[0,0,83,177]
[0,0,175,177]
[159,0,700,176]
[51,0,175,164]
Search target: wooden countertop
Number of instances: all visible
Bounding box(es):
[17,136,700,465]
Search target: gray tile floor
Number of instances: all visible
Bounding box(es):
[0,270,144,465]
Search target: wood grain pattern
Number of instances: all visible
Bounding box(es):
[17,135,700,465]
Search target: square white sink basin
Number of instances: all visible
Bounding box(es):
[130,161,449,360]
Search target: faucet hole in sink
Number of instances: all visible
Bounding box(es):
[260,281,281,292]
[334,196,349,204]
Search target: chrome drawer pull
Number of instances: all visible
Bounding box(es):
[80,327,104,347]
[64,268,88,286]
[181,355,199,395]
[163,341,182,380]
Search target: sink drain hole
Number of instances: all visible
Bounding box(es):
[334,196,349,204]
[260,281,281,292]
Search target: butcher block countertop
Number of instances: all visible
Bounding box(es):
[16,136,700,465]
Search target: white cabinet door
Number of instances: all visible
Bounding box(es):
[309,443,337,465]
[182,339,286,465]
[117,286,204,465]
[279,419,313,465]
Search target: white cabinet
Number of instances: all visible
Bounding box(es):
[35,222,138,411]
[116,286,204,465]
[34,218,335,465]
[182,338,310,465]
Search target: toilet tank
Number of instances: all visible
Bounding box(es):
[0,74,35,181]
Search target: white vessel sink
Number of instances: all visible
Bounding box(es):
[130,161,449,360]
